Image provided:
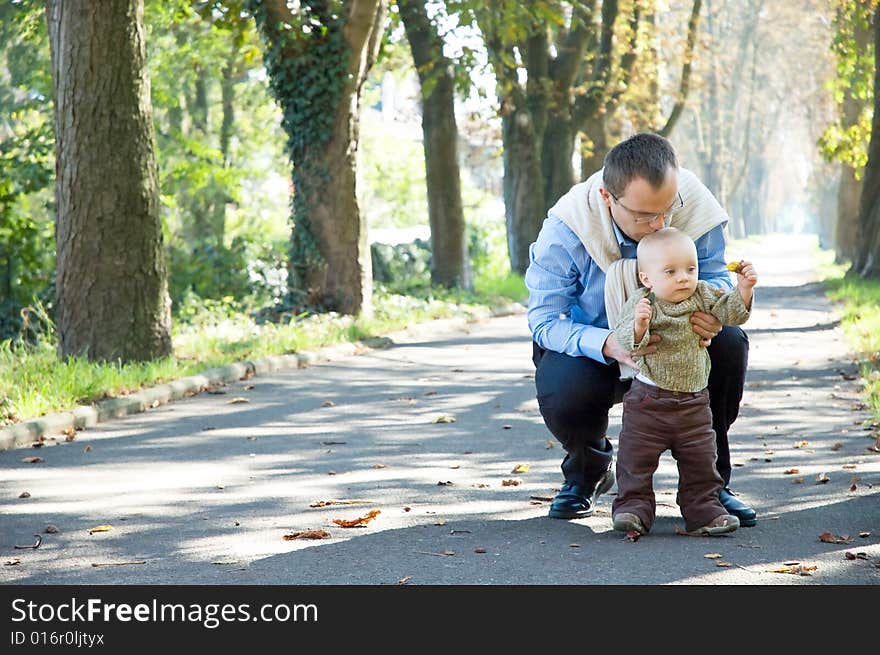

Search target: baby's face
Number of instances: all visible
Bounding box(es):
[638,239,699,303]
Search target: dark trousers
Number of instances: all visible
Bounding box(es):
[532,325,749,488]
[612,380,725,532]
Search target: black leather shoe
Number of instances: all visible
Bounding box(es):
[548,469,615,519]
[719,487,757,527]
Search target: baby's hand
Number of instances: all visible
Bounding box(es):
[634,297,652,332]
[735,260,758,289]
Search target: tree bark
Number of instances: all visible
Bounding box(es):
[502,108,546,275]
[399,0,470,289]
[855,5,880,278]
[46,0,172,362]
[255,0,385,315]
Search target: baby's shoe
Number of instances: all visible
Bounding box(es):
[684,514,739,536]
[612,512,648,535]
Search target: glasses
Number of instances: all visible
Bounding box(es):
[608,190,684,224]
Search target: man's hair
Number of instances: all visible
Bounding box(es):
[636,227,695,269]
[603,133,678,197]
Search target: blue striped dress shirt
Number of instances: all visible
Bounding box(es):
[525,215,732,364]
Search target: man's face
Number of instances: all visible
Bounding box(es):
[600,168,679,242]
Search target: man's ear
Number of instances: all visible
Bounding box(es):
[639,270,651,288]
[598,186,612,208]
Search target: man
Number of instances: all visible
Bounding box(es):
[525,132,756,526]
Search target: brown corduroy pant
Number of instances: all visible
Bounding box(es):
[612,379,727,533]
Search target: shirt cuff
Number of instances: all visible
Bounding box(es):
[580,327,614,364]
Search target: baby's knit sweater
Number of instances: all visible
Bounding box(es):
[614,281,751,392]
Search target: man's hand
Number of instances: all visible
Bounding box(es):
[690,311,722,348]
[603,332,660,371]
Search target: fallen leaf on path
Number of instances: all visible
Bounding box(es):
[88,525,113,535]
[437,481,454,486]
[4,559,21,566]
[511,464,530,473]
[403,506,411,512]
[530,495,555,502]
[624,531,641,542]
[450,529,471,534]
[704,553,723,559]
[226,397,250,404]
[309,499,370,508]
[321,400,336,407]
[423,390,437,396]
[45,525,60,534]
[842,464,857,469]
[819,531,852,544]
[850,483,858,491]
[283,530,331,540]
[332,509,380,528]
[397,576,412,585]
[432,415,456,423]
[716,561,732,567]
[434,520,446,526]
[767,563,817,575]
[502,425,512,430]
[18,491,30,498]
[784,468,800,475]
[569,543,581,548]
[816,472,830,484]
[21,457,43,464]
[473,483,490,488]
[793,478,804,484]
[860,532,871,538]
[244,384,255,390]
[546,440,555,449]
[793,440,809,449]
[473,547,487,554]
[831,442,843,451]
[372,463,388,469]
[502,479,521,487]
[91,561,146,567]
[83,446,92,452]
[321,441,346,445]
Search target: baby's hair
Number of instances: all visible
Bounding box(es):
[637,227,696,269]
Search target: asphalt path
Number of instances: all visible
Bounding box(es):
[1,234,878,585]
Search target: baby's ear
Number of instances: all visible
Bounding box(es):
[638,271,651,288]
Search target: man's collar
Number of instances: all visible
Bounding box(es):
[610,217,635,247]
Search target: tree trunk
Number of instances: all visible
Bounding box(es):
[254,0,385,316]
[579,114,609,184]
[855,6,880,278]
[542,115,576,209]
[502,109,545,275]
[836,164,862,262]
[46,0,172,362]
[399,0,470,289]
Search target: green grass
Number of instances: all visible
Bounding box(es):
[0,284,523,427]
[816,247,880,425]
